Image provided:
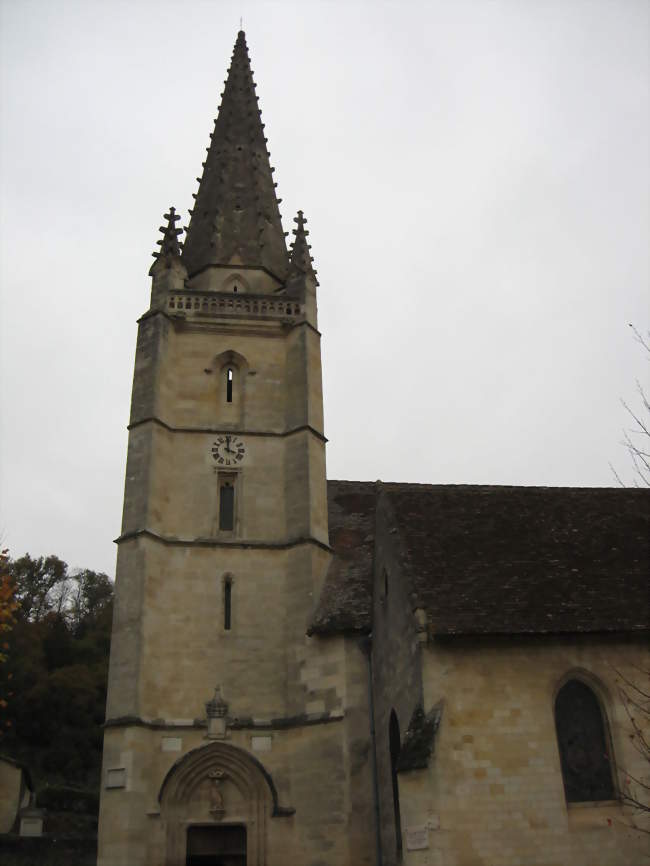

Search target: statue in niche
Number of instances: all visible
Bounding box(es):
[208,769,227,819]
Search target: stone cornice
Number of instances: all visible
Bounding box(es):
[114,528,332,552]
[104,710,344,731]
[137,305,321,337]
[127,417,327,442]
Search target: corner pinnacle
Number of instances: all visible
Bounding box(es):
[149,207,184,276]
[153,207,183,259]
[287,210,318,284]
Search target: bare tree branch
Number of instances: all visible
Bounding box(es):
[612,325,650,487]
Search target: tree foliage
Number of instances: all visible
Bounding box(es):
[0,548,19,734]
[1,554,113,787]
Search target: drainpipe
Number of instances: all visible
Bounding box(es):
[361,634,383,866]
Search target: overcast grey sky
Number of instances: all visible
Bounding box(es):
[1,0,648,576]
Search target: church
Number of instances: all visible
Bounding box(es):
[97,31,649,866]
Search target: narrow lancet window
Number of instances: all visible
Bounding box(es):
[226,367,233,403]
[219,482,235,531]
[224,579,232,630]
[555,679,615,802]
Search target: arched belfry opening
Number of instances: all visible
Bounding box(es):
[158,742,280,866]
[213,349,249,424]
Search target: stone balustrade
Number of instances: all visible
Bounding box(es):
[167,292,304,320]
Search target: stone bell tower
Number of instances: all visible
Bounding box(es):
[97,31,374,866]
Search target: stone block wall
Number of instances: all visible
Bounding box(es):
[394,636,649,866]
[98,633,375,866]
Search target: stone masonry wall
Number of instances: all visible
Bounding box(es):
[395,636,649,866]
[98,635,375,866]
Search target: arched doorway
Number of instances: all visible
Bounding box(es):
[159,742,275,866]
[186,823,247,866]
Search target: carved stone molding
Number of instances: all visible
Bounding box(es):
[158,741,293,866]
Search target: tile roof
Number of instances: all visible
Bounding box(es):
[309,482,649,638]
[308,480,376,635]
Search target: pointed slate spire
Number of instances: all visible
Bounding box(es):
[182,31,289,281]
[287,210,319,285]
[149,206,183,273]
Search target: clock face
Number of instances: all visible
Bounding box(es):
[211,434,245,466]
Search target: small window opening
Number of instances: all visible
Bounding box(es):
[233,285,238,293]
[224,579,232,630]
[219,482,235,531]
[226,367,233,403]
[384,569,389,601]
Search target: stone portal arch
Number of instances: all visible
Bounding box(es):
[159,741,280,866]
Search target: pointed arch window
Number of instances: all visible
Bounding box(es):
[213,350,248,419]
[554,679,615,803]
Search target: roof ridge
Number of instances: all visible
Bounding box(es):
[327,479,649,493]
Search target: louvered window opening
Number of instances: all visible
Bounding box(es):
[219,483,235,531]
